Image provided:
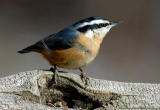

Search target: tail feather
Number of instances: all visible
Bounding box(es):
[18,48,32,54]
[18,44,39,54]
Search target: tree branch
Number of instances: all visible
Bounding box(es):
[0,70,159,110]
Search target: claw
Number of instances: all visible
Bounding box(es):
[79,68,89,86]
[48,66,58,88]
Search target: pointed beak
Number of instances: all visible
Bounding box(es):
[110,21,123,27]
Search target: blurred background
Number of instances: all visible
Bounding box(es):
[0,0,160,83]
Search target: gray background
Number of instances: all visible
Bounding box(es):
[0,0,160,83]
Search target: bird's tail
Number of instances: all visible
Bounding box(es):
[18,44,39,54]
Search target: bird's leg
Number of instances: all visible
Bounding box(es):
[79,67,89,85]
[53,65,58,84]
[48,65,58,88]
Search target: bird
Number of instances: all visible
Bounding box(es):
[18,16,120,84]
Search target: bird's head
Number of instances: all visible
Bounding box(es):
[73,16,120,39]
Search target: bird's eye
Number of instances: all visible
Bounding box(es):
[102,24,105,26]
[98,23,108,28]
[101,24,104,27]
[104,23,108,26]
[98,23,103,28]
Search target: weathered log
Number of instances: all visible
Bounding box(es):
[0,70,159,110]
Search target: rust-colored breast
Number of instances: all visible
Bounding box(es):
[76,34,103,56]
[41,46,86,69]
[40,34,103,69]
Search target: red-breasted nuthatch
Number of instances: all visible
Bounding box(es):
[18,16,120,83]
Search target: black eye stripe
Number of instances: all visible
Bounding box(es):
[77,23,109,33]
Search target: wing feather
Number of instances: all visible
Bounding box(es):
[18,27,80,53]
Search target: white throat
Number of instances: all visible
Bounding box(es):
[84,26,112,39]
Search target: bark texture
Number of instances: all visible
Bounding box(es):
[0,70,159,110]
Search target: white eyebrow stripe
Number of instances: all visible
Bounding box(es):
[77,19,109,28]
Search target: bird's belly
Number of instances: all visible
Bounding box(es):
[41,47,96,69]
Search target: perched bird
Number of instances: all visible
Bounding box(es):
[18,16,120,84]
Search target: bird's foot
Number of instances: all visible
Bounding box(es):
[80,72,89,86]
[48,66,58,88]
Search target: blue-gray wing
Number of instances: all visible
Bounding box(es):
[43,27,80,50]
[18,27,81,54]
